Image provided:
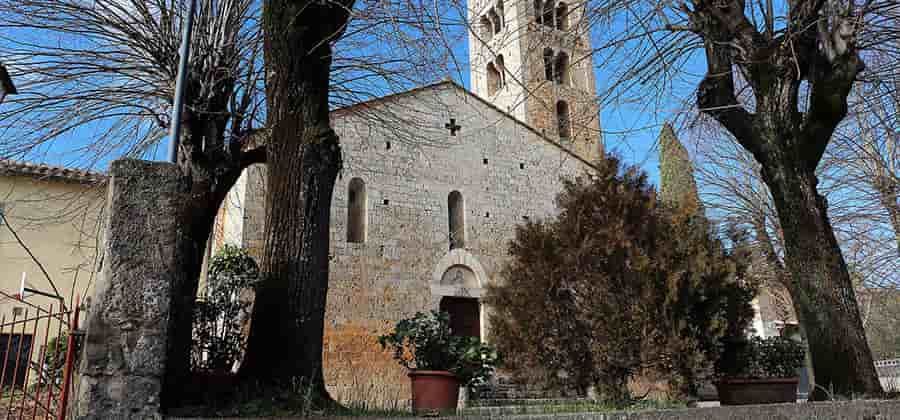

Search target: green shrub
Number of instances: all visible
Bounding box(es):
[377,310,499,386]
[485,155,756,403]
[720,336,806,379]
[191,244,258,373]
[39,333,76,385]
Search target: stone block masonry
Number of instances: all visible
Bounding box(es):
[228,82,597,408]
[76,159,189,420]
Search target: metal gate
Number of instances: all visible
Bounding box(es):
[0,292,80,420]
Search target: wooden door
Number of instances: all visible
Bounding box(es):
[439,297,480,339]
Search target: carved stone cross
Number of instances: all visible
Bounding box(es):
[445,118,461,136]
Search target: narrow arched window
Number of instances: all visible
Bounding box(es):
[489,8,502,34]
[496,55,506,88]
[554,52,569,85]
[555,2,567,30]
[347,178,367,243]
[543,48,555,81]
[480,15,493,40]
[534,0,543,24]
[496,0,505,28]
[542,0,555,28]
[556,100,570,139]
[448,191,466,250]
[487,62,501,95]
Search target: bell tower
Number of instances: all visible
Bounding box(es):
[468,0,602,162]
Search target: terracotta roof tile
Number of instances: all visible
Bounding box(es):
[0,160,106,184]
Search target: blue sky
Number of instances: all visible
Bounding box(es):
[8,0,701,188]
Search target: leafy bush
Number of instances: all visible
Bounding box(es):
[719,336,806,379]
[39,333,79,385]
[377,310,499,386]
[191,244,258,373]
[485,155,756,403]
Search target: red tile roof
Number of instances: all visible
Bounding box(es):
[0,160,106,184]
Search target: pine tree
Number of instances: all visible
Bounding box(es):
[658,123,702,215]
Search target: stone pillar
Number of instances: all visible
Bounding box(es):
[76,159,188,419]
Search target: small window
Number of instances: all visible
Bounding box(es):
[520,163,525,169]
[449,191,466,250]
[496,55,506,88]
[543,48,555,81]
[483,158,489,165]
[557,100,570,139]
[347,178,367,243]
[489,8,502,34]
[541,0,554,28]
[555,2,568,30]
[480,15,493,40]
[487,62,501,96]
[496,0,505,28]
[554,52,569,85]
[386,141,391,150]
[383,199,390,205]
[0,333,33,388]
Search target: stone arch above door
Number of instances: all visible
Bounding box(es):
[431,249,487,298]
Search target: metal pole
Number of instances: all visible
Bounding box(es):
[167,0,198,163]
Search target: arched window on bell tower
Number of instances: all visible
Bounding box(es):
[543,48,555,81]
[448,191,466,250]
[487,62,501,95]
[347,178,367,243]
[480,15,493,40]
[496,55,506,88]
[556,100,570,139]
[489,8,502,34]
[541,0,554,28]
[555,2,568,30]
[554,51,569,85]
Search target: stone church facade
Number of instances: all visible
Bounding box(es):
[214,0,602,405]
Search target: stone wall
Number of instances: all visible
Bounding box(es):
[77,159,188,419]
[233,82,595,408]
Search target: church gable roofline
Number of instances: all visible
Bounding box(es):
[331,80,598,170]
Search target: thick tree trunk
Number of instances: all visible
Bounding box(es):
[163,157,244,407]
[239,133,340,396]
[760,157,883,399]
[238,0,347,404]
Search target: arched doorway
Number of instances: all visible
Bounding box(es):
[431,249,488,340]
[440,296,481,339]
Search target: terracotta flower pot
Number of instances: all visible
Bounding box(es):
[408,370,460,414]
[716,377,799,405]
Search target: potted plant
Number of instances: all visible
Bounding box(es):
[378,311,499,414]
[715,336,806,405]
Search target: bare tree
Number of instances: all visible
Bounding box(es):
[0,0,464,407]
[579,0,900,395]
[236,0,466,405]
[0,0,266,404]
[828,83,900,258]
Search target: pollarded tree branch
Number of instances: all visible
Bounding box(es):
[801,14,864,170]
[696,39,762,162]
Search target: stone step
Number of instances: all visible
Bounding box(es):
[467,398,589,407]
[461,402,609,416]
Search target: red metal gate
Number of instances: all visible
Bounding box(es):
[0,292,80,420]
